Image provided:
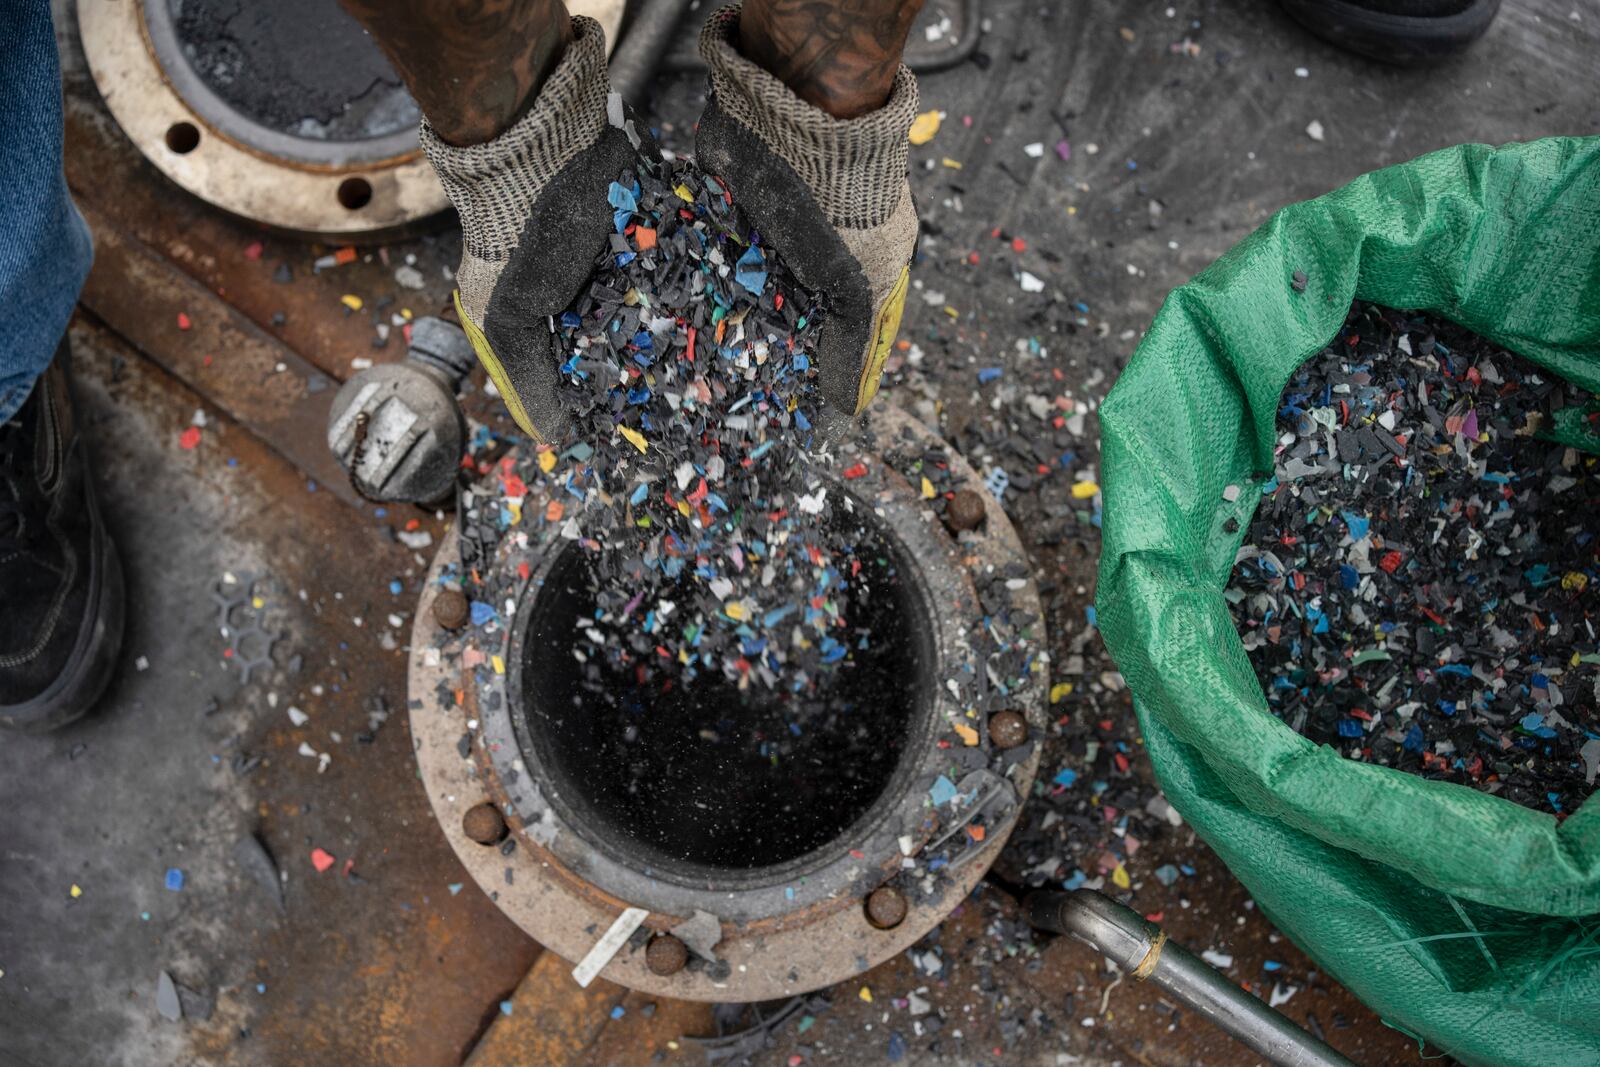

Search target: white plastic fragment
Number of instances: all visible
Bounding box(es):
[571,906,649,988]
[670,909,724,962]
[155,971,182,1021]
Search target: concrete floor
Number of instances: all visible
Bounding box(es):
[1,1,1595,1065]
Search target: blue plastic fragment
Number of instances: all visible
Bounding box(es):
[985,468,1010,500]
[734,244,768,295]
[977,367,1004,384]
[470,601,496,626]
[1053,768,1078,788]
[929,775,958,806]
[165,868,185,892]
[607,181,637,232]
[1520,712,1556,738]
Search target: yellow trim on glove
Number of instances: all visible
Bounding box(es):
[854,264,910,413]
[453,290,544,442]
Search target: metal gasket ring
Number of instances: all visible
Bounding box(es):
[408,404,1047,1001]
[78,0,625,239]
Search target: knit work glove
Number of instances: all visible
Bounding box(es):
[694,5,918,416]
[421,15,654,441]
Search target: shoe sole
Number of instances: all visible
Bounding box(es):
[0,474,126,733]
[1278,0,1502,63]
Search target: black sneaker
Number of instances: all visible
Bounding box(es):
[0,340,125,732]
[1278,0,1502,62]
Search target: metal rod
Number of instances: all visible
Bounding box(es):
[609,0,698,108]
[1023,890,1357,1067]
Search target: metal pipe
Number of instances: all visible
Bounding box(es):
[1024,890,1357,1067]
[609,0,698,108]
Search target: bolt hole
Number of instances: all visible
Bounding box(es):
[337,177,373,211]
[165,122,200,154]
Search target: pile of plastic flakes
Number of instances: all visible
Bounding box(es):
[1229,301,1600,815]
[474,154,888,714]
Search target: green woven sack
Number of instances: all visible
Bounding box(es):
[1096,137,1600,1066]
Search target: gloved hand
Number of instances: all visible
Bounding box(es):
[694,4,918,417]
[421,15,656,442]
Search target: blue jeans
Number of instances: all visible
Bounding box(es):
[0,2,93,423]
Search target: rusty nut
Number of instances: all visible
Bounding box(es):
[645,934,689,976]
[462,802,507,845]
[865,885,908,930]
[943,489,987,533]
[988,709,1030,749]
[432,587,470,630]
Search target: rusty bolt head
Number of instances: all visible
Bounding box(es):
[988,709,1030,749]
[462,803,507,845]
[943,489,987,533]
[645,934,689,976]
[865,885,909,930]
[432,587,470,630]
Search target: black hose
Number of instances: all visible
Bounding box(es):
[610,0,700,108]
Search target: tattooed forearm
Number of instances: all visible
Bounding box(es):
[338,0,572,145]
[739,0,927,119]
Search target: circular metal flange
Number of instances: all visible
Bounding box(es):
[408,403,1047,1000]
[78,0,625,239]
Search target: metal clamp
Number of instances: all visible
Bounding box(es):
[1024,890,1358,1067]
